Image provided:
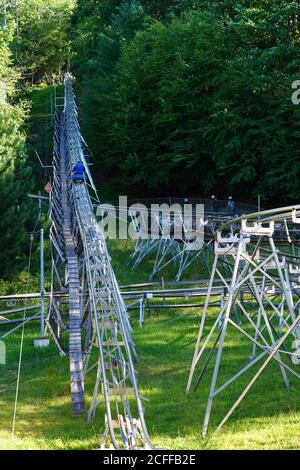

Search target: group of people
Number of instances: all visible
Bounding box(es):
[211,195,237,217]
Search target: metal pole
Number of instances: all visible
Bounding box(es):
[40,228,45,338]
[50,91,53,127]
[186,254,219,392]
[216,310,300,433]
[38,196,42,223]
[202,240,243,436]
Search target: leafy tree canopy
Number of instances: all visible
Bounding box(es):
[72,1,300,203]
[0,21,34,275]
[9,0,75,83]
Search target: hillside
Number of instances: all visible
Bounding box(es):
[1,240,300,450]
[1,0,300,454]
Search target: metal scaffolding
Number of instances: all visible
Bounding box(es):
[129,199,259,281]
[48,75,154,449]
[187,205,300,436]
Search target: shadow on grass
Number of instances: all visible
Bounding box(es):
[1,260,300,449]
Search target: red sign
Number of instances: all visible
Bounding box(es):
[44,182,52,194]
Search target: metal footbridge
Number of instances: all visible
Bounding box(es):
[49,75,154,449]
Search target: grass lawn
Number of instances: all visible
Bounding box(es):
[1,239,300,450]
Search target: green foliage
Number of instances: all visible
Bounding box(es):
[104,12,224,193]
[72,1,300,203]
[27,84,62,179]
[0,24,34,276]
[11,0,75,83]
[72,0,123,78]
[72,1,151,186]
[72,0,147,79]
[206,47,300,199]
[0,21,16,97]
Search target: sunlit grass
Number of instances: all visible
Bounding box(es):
[1,239,300,450]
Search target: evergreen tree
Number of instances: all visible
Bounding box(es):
[0,23,34,275]
[72,0,123,80]
[71,1,300,203]
[101,11,224,194]
[73,1,149,185]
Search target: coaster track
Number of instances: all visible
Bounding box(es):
[49,75,154,449]
[187,204,300,435]
[5,75,300,446]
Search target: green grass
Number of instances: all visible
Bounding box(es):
[1,240,300,450]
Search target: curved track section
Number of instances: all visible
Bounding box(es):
[50,75,154,449]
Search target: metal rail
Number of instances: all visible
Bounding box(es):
[49,75,154,449]
[187,205,300,436]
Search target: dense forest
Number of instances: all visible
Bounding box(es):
[71,0,300,201]
[0,0,74,275]
[0,0,300,273]
[0,11,33,273]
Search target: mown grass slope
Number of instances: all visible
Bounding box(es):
[1,239,300,450]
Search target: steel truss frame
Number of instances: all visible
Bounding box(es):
[129,203,260,281]
[187,206,300,436]
[48,75,154,449]
[130,208,214,281]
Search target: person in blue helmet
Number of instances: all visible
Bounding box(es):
[71,161,86,184]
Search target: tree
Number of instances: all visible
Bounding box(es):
[71,0,300,203]
[93,12,226,194]
[11,0,75,83]
[204,1,300,200]
[0,23,34,275]
[72,0,123,80]
[73,1,150,183]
